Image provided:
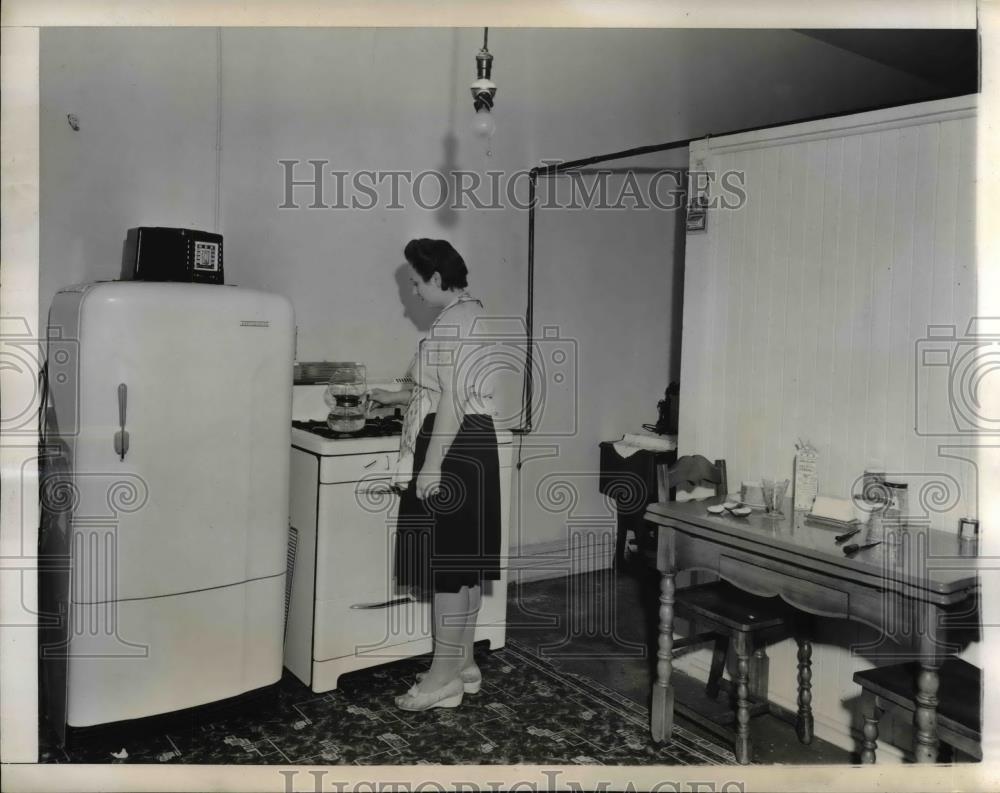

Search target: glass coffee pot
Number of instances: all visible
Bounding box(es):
[324,362,369,435]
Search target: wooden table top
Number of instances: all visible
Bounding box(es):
[645,497,980,599]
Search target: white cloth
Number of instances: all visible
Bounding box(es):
[611,432,677,458]
[392,292,497,486]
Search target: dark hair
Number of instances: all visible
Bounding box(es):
[404,239,468,290]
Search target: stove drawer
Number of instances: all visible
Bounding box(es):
[320,453,396,483]
[318,446,513,484]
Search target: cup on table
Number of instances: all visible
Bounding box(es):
[771,479,789,516]
[761,478,776,515]
[740,481,763,507]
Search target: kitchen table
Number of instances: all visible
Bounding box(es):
[644,497,980,763]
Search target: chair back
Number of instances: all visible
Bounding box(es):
[667,455,728,502]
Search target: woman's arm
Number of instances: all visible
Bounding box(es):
[420,372,461,472]
[368,386,412,407]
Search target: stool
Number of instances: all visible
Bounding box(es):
[674,580,814,764]
[854,658,982,763]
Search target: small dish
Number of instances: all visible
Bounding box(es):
[707,504,726,515]
[730,506,752,517]
[722,501,741,511]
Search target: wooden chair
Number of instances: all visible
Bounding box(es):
[674,582,814,763]
[665,455,814,764]
[854,658,982,763]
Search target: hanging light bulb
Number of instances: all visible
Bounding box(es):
[472,107,496,138]
[470,27,496,138]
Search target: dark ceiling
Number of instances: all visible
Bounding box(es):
[798,29,979,96]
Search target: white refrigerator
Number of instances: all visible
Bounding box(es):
[42,281,294,739]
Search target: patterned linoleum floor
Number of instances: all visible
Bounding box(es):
[39,638,735,766]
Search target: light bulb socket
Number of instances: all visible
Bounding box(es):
[471,35,496,114]
[475,49,494,80]
[470,78,496,112]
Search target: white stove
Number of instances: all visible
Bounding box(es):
[284,382,512,692]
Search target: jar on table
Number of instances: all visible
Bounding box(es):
[884,481,909,531]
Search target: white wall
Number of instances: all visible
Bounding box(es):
[682,95,978,527]
[677,95,978,757]
[40,27,945,559]
[40,29,219,308]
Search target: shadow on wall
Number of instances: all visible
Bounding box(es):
[434,28,462,230]
[435,130,460,229]
[395,262,438,332]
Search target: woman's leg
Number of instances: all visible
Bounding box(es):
[417,585,471,692]
[460,583,481,670]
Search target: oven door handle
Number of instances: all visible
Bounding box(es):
[355,480,401,496]
[349,595,415,610]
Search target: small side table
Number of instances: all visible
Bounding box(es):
[598,440,677,568]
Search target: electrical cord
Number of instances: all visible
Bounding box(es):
[37,357,49,448]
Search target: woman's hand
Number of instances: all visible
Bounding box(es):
[415,466,442,501]
[368,387,405,407]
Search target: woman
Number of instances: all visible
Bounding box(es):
[368,238,501,711]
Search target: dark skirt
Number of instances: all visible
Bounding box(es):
[395,412,501,594]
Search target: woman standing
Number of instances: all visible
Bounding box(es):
[368,238,501,711]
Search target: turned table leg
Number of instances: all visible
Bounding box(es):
[860,693,883,764]
[650,569,676,743]
[796,636,814,745]
[733,631,752,764]
[914,661,940,763]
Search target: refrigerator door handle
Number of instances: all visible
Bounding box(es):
[114,383,130,460]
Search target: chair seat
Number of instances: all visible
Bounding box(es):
[676,581,790,632]
[853,658,981,739]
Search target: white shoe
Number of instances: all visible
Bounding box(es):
[395,677,465,711]
[416,663,482,694]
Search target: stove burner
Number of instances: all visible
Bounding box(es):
[293,417,403,439]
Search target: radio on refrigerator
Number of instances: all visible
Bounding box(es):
[121,226,224,284]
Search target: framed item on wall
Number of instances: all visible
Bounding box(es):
[685,194,708,232]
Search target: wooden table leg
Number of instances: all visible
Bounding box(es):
[650,569,675,743]
[860,692,883,764]
[913,661,940,763]
[733,631,752,764]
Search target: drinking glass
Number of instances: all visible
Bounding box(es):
[761,478,776,515]
[770,479,789,517]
